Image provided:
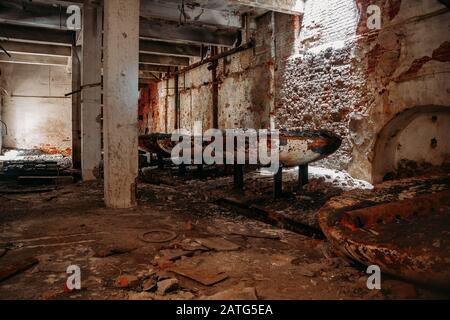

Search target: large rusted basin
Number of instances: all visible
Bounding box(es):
[138,130,341,167]
[318,174,450,288]
[278,130,341,166]
[138,133,172,156]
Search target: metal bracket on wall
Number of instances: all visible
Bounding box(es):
[0,120,7,135]
[64,82,101,97]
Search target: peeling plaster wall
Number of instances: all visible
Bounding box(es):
[152,12,274,133]
[145,0,449,182]
[396,113,450,166]
[275,0,450,182]
[0,63,72,155]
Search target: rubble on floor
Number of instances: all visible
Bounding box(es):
[0,149,72,169]
[0,175,448,300]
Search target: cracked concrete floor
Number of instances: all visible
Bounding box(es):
[0,179,447,300]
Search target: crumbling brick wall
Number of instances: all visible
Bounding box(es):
[275,0,450,182]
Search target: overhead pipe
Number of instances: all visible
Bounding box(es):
[163,39,255,80]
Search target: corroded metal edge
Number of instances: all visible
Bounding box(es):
[318,174,450,289]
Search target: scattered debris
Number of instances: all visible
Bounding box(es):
[0,257,39,282]
[157,249,194,262]
[92,244,136,258]
[227,227,281,240]
[139,229,178,243]
[168,267,229,286]
[296,262,328,277]
[116,275,140,289]
[142,278,157,292]
[178,239,209,252]
[157,278,179,295]
[383,280,418,299]
[194,237,240,252]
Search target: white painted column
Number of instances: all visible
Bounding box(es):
[81,0,103,180]
[103,0,139,208]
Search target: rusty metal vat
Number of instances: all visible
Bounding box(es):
[138,130,341,167]
[318,174,450,289]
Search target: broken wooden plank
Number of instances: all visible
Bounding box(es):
[0,257,39,282]
[194,237,240,251]
[168,267,229,286]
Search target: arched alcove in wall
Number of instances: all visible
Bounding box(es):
[372,105,450,183]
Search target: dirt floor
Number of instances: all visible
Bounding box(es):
[0,166,448,300]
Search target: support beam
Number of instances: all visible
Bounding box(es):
[0,23,75,45]
[139,78,159,85]
[274,166,283,198]
[139,53,189,66]
[139,71,160,80]
[71,45,82,169]
[140,19,237,47]
[140,64,175,73]
[81,0,103,181]
[228,0,305,15]
[298,164,309,189]
[233,164,244,191]
[0,41,71,57]
[0,0,70,29]
[140,0,242,29]
[140,39,200,58]
[0,52,68,66]
[103,0,139,208]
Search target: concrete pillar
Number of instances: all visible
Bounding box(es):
[71,45,82,169]
[81,0,103,180]
[103,0,139,208]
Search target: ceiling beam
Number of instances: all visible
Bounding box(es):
[0,40,71,57]
[140,0,242,29]
[140,39,200,58]
[228,0,305,15]
[140,18,238,47]
[0,23,75,45]
[139,78,158,85]
[140,53,190,66]
[0,52,69,66]
[140,64,175,73]
[0,0,73,30]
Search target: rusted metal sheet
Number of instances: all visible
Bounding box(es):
[318,174,450,289]
[138,130,341,167]
[138,133,172,156]
[279,130,341,166]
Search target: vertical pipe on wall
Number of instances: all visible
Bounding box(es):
[71,45,82,169]
[269,11,277,131]
[211,46,219,129]
[81,0,103,180]
[165,67,169,133]
[174,67,180,129]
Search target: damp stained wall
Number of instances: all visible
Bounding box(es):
[275,0,450,182]
[0,63,73,155]
[152,12,275,134]
[144,0,450,183]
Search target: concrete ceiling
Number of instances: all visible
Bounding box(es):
[0,0,304,70]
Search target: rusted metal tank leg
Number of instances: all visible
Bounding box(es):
[233,164,244,191]
[197,164,204,178]
[298,164,309,189]
[157,152,164,169]
[179,163,186,176]
[274,166,283,198]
